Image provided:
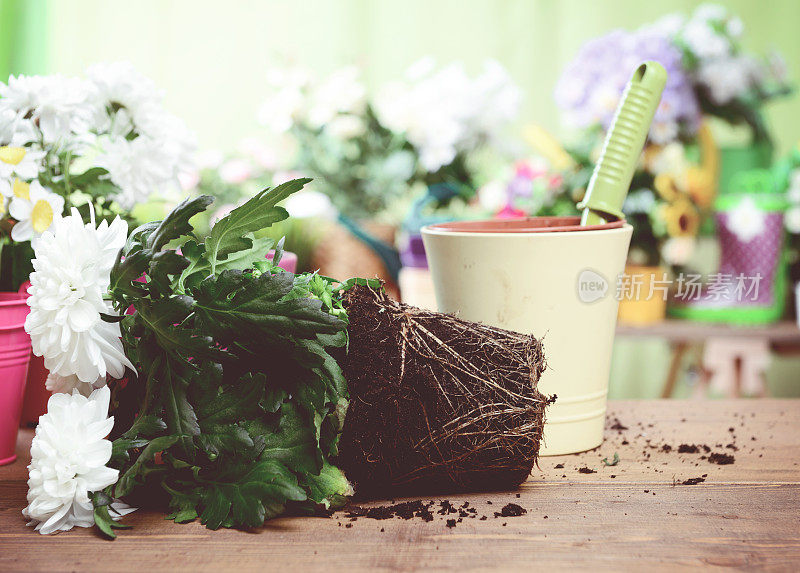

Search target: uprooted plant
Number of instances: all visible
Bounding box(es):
[21,178,552,538]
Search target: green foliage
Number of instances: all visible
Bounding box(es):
[102,179,353,536]
[601,452,620,467]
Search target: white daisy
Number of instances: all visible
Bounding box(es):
[23,386,133,535]
[0,107,36,145]
[8,181,64,241]
[24,207,133,383]
[0,144,44,181]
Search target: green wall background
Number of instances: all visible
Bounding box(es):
[2,0,799,397]
[8,0,797,154]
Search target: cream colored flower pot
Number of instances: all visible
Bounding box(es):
[422,217,632,455]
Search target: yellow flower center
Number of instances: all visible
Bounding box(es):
[0,146,26,165]
[31,199,54,233]
[12,179,30,200]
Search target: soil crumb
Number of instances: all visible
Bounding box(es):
[708,453,735,465]
[578,467,597,474]
[495,503,527,518]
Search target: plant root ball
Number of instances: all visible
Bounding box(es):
[336,285,552,496]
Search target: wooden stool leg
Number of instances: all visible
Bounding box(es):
[661,342,689,398]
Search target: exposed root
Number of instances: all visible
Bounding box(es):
[336,285,552,495]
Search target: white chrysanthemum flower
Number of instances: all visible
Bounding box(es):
[23,386,133,534]
[25,207,133,383]
[46,372,106,396]
[86,61,162,136]
[95,135,178,209]
[8,181,64,241]
[0,74,95,144]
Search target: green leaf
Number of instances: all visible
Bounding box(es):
[197,424,254,458]
[122,414,167,439]
[193,270,345,345]
[162,361,200,459]
[301,461,352,510]
[204,179,310,272]
[115,435,180,498]
[147,195,214,253]
[111,438,149,463]
[195,372,264,426]
[148,250,189,298]
[259,402,321,475]
[200,487,232,530]
[602,452,620,467]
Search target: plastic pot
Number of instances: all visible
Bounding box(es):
[422,217,632,455]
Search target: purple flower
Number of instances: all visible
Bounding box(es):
[555,28,700,143]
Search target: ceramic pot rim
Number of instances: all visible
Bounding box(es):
[422,216,628,236]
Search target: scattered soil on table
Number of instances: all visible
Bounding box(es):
[578,467,596,474]
[609,418,628,431]
[337,285,552,495]
[708,453,735,465]
[342,497,531,528]
[682,477,706,485]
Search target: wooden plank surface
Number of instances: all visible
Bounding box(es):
[616,319,800,343]
[2,399,799,571]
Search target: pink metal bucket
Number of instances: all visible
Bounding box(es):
[0,292,32,465]
[266,250,298,274]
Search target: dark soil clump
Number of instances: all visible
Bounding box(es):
[495,503,527,517]
[578,467,596,474]
[337,285,551,495]
[708,453,735,465]
[682,477,705,485]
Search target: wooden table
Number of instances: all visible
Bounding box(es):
[2,400,799,571]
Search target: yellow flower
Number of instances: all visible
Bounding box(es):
[686,167,715,209]
[13,179,30,200]
[0,146,26,165]
[653,173,680,202]
[661,199,700,238]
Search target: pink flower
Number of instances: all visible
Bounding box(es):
[496,204,526,219]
